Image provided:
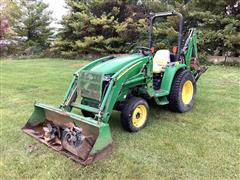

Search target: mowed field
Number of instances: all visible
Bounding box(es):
[1,58,239,179]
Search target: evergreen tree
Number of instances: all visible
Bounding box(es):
[53,0,239,57]
[187,0,240,56]
[53,0,190,57]
[14,0,53,53]
[52,0,148,57]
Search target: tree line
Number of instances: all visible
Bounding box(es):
[1,0,239,59]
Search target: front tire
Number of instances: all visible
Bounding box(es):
[121,97,149,132]
[168,69,196,112]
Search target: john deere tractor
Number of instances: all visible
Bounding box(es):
[23,12,207,165]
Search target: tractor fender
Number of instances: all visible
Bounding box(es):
[160,63,187,93]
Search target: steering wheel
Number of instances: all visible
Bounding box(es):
[134,46,151,56]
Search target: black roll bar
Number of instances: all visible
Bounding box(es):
[148,11,184,61]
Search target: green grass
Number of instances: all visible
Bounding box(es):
[1,58,239,179]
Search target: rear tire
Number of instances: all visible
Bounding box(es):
[121,97,149,132]
[168,69,196,112]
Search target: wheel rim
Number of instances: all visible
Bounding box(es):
[182,80,194,104]
[132,105,147,128]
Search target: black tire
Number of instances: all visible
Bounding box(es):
[168,69,196,112]
[121,97,149,132]
[81,110,95,118]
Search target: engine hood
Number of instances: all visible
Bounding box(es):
[89,54,143,74]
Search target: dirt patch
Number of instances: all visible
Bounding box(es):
[26,144,38,153]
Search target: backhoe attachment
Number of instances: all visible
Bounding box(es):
[182,28,208,81]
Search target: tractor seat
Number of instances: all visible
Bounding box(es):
[153,50,171,73]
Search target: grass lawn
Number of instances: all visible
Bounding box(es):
[1,58,239,179]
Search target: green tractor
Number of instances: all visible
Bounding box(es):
[23,12,207,165]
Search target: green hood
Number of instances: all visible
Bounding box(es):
[89,54,143,74]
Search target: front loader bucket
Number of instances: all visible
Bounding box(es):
[22,103,113,165]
